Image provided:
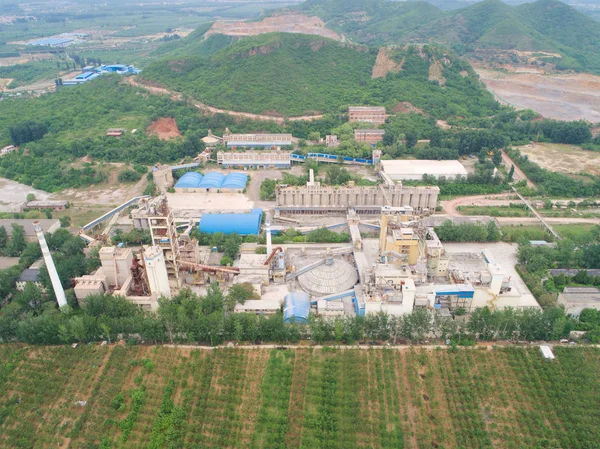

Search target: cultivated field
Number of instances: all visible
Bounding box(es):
[517,143,600,175]
[0,345,598,449]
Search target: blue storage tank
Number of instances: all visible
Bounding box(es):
[284,292,310,324]
[199,208,263,235]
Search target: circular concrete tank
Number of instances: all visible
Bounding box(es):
[297,258,359,296]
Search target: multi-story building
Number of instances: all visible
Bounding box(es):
[354,129,385,144]
[217,151,291,168]
[348,106,386,125]
[223,130,293,148]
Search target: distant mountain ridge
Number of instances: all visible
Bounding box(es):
[292,0,600,74]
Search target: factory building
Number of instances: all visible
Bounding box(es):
[223,130,293,148]
[354,129,385,145]
[174,172,248,193]
[276,180,439,214]
[199,209,263,235]
[558,287,600,317]
[217,151,291,168]
[348,106,386,125]
[381,160,468,181]
[24,200,68,211]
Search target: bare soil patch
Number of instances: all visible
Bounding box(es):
[392,101,425,115]
[206,14,343,42]
[372,48,403,79]
[146,117,181,140]
[428,59,446,86]
[473,65,600,122]
[517,143,600,176]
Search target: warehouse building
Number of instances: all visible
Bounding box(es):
[348,106,386,125]
[381,160,468,181]
[174,172,248,193]
[24,200,68,211]
[223,130,293,148]
[284,292,311,324]
[217,151,291,168]
[199,209,263,235]
[558,286,600,317]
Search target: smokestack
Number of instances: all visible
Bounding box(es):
[266,215,272,256]
[33,221,67,308]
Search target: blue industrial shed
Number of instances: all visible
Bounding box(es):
[175,172,203,189]
[198,172,226,189]
[174,172,248,190]
[199,208,263,235]
[284,292,310,324]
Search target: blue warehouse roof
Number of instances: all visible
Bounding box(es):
[199,209,263,235]
[175,172,203,188]
[175,171,248,190]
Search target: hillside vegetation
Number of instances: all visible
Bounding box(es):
[294,0,600,74]
[0,344,598,448]
[140,33,499,117]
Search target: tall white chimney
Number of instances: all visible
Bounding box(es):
[33,221,67,308]
[266,215,272,256]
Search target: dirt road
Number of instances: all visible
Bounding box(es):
[126,78,325,123]
[502,150,536,189]
[440,194,514,215]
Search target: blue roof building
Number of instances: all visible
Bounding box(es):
[174,172,203,189]
[284,292,310,324]
[174,171,248,191]
[199,209,263,235]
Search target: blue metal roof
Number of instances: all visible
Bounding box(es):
[175,172,203,188]
[199,209,263,235]
[284,292,310,324]
[198,172,225,189]
[434,284,475,299]
[221,173,249,189]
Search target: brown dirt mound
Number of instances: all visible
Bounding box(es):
[147,118,181,141]
[392,102,426,115]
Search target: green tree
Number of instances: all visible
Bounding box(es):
[225,283,258,313]
[308,131,320,142]
[0,226,7,253]
[7,224,27,256]
[507,165,515,182]
[26,193,36,202]
[405,130,418,149]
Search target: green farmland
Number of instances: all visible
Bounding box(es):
[0,345,598,449]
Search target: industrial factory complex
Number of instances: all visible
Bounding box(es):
[19,106,541,326]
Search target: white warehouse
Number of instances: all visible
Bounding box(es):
[381,160,468,181]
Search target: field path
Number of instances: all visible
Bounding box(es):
[126,77,325,123]
[502,150,536,189]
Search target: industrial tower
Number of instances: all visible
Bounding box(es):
[33,221,67,308]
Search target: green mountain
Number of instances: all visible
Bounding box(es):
[297,0,444,44]
[140,33,499,118]
[414,0,556,51]
[291,0,600,74]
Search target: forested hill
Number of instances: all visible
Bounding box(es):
[293,0,600,74]
[140,33,499,118]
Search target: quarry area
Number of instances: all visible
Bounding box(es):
[473,65,600,122]
[205,14,344,42]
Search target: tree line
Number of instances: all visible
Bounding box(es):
[0,286,589,346]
